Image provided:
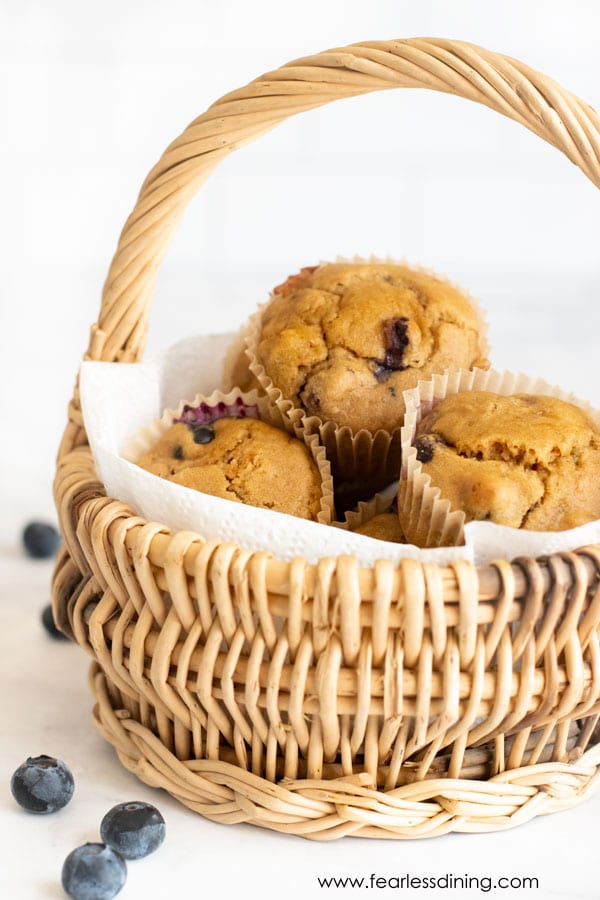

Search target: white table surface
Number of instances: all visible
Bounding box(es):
[2,437,600,900]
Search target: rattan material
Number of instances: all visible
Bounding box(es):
[52,38,600,839]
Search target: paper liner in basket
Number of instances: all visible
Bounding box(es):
[79,332,473,566]
[398,367,600,559]
[221,325,257,393]
[241,255,489,497]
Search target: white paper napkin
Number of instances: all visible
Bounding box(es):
[79,333,472,566]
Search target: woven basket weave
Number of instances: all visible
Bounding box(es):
[52,38,600,840]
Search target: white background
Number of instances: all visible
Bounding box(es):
[1,1,600,898]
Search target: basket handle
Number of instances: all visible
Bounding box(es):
[64,37,599,449]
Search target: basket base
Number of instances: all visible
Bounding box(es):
[89,663,600,840]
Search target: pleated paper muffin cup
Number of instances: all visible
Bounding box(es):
[398,367,600,549]
[123,386,335,526]
[244,255,489,498]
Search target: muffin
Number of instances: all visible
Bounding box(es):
[352,513,405,543]
[136,402,326,521]
[404,390,600,538]
[250,261,489,435]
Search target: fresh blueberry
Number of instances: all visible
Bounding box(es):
[62,843,127,900]
[100,801,166,859]
[22,521,61,559]
[10,755,74,813]
[41,603,68,639]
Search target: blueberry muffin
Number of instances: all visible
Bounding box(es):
[251,262,489,435]
[407,391,600,533]
[136,414,324,521]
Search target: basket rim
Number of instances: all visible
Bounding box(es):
[53,444,600,600]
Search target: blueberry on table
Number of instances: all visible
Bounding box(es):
[62,843,127,900]
[10,755,74,813]
[41,603,68,639]
[22,521,61,559]
[100,801,166,859]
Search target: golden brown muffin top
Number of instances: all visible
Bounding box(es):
[414,391,600,531]
[256,262,488,434]
[137,417,323,521]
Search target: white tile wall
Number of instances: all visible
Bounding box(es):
[1,0,599,509]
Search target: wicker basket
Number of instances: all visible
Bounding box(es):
[52,38,600,840]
